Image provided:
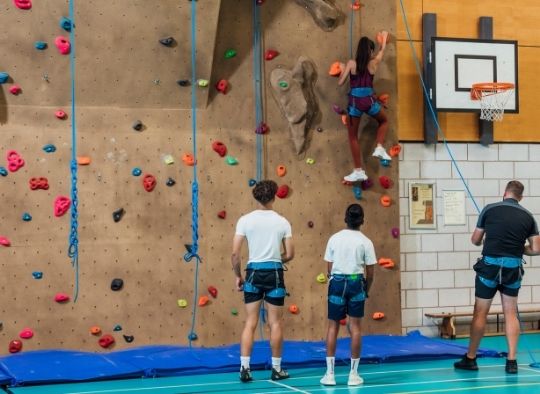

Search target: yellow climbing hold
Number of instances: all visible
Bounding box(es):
[177,299,188,308]
[197,79,209,87]
[316,273,327,283]
[163,154,175,165]
[306,158,315,165]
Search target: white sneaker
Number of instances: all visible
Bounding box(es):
[343,169,368,183]
[348,372,364,386]
[320,373,336,386]
[372,146,392,161]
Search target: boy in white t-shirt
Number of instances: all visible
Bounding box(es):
[320,203,376,387]
[231,180,295,383]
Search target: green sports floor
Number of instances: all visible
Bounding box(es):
[5,334,540,394]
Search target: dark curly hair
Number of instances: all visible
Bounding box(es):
[252,180,278,204]
[345,203,364,229]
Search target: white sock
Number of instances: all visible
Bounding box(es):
[351,358,359,373]
[272,357,282,372]
[326,356,335,374]
[240,356,250,371]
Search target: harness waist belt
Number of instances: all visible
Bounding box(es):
[483,256,522,268]
[332,273,364,281]
[246,261,283,270]
[349,87,374,98]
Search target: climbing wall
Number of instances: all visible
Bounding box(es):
[0,0,400,353]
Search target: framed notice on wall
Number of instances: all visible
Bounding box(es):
[443,190,466,225]
[409,182,436,229]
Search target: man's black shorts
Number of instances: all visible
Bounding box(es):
[243,269,286,306]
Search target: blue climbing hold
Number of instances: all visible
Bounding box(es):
[59,17,72,32]
[113,324,122,331]
[188,332,198,341]
[32,271,43,279]
[248,178,257,187]
[0,167,7,176]
[0,72,9,84]
[132,167,142,176]
[353,185,362,200]
[42,144,56,153]
[34,41,48,50]
[22,213,32,221]
[380,159,391,167]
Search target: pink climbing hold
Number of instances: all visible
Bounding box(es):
[265,49,279,61]
[9,85,22,95]
[6,150,25,172]
[54,196,71,217]
[55,109,67,119]
[13,0,31,10]
[19,328,34,339]
[255,122,269,135]
[215,79,229,94]
[54,36,71,55]
[54,293,70,302]
[391,227,400,238]
[0,237,11,247]
[332,104,345,115]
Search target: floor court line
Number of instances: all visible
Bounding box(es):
[267,379,311,394]
[396,381,540,394]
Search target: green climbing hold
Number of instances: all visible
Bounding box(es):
[225,155,238,165]
[197,79,209,87]
[224,49,237,59]
[231,308,238,316]
[279,81,288,89]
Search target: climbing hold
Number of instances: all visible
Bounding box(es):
[54,36,71,54]
[131,167,142,176]
[328,61,343,77]
[379,176,391,189]
[215,79,229,94]
[380,195,391,207]
[0,237,11,247]
[224,49,237,59]
[163,154,175,165]
[32,271,42,279]
[332,104,345,115]
[19,328,33,339]
[361,179,373,190]
[276,165,286,177]
[212,141,227,157]
[42,144,56,153]
[276,185,289,198]
[177,299,188,308]
[77,156,91,165]
[166,177,176,187]
[316,273,327,283]
[182,153,196,166]
[248,179,257,187]
[123,335,134,343]
[55,109,67,119]
[316,127,323,132]
[307,221,314,228]
[378,93,390,106]
[197,79,209,87]
[54,293,70,303]
[59,16,72,32]
[98,335,115,348]
[198,295,209,307]
[112,208,125,223]
[0,167,7,176]
[110,278,124,291]
[256,0,264,4]
[159,36,175,46]
[265,49,279,60]
[372,312,385,320]
[7,150,25,172]
[0,72,9,84]
[380,159,391,167]
[132,120,143,131]
[288,304,299,314]
[90,326,101,335]
[353,185,362,200]
[188,332,198,341]
[9,85,21,95]
[217,210,226,219]
[54,196,71,217]
[378,258,394,269]
[9,340,22,354]
[34,41,47,50]
[113,325,122,331]
[278,81,288,89]
[29,177,49,190]
[143,174,157,192]
[177,79,190,87]
[255,122,269,134]
[22,213,32,221]
[225,155,238,165]
[339,318,347,326]
[208,286,218,298]
[351,1,362,10]
[13,0,32,9]
[391,227,400,238]
[341,115,347,125]
[376,30,389,46]
[389,144,401,157]
[306,158,315,165]
[231,308,238,316]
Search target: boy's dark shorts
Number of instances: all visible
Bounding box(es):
[327,274,366,321]
[243,269,286,306]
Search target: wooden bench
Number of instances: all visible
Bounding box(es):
[425,309,540,339]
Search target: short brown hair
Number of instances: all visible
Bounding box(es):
[252,180,278,204]
[505,180,524,198]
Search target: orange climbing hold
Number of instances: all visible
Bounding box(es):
[198,295,209,306]
[288,304,299,314]
[380,195,391,207]
[328,61,343,77]
[182,153,196,166]
[90,326,102,335]
[376,30,389,45]
[378,258,395,269]
[389,144,401,157]
[276,165,287,177]
[77,156,91,165]
[378,93,390,106]
[372,312,385,320]
[341,115,347,125]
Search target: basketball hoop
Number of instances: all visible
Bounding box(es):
[471,82,515,122]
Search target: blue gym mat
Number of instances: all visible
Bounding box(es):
[0,331,501,387]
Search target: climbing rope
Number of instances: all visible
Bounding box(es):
[348,1,356,59]
[67,0,80,302]
[253,0,263,182]
[183,0,202,348]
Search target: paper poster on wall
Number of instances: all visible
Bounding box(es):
[443,190,466,225]
[409,182,436,229]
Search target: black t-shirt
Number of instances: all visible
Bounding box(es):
[477,198,539,258]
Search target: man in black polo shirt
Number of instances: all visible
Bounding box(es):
[454,181,540,374]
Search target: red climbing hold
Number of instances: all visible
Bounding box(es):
[288,304,299,314]
[54,293,70,302]
[55,109,67,119]
[7,150,25,172]
[29,177,49,190]
[13,0,31,10]
[54,196,71,217]
[143,174,156,192]
[217,210,226,219]
[212,141,227,157]
[215,79,229,94]
[276,185,289,199]
[255,122,269,135]
[19,328,34,339]
[265,49,279,61]
[379,175,391,189]
[0,237,11,247]
[9,85,21,95]
[339,318,347,326]
[9,340,22,354]
[54,36,71,55]
[208,286,218,298]
[256,0,264,5]
[98,334,115,349]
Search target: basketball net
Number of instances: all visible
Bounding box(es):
[471,83,515,122]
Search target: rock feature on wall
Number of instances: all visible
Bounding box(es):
[293,0,342,32]
[270,56,318,155]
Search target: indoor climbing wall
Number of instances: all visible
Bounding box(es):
[0,0,400,353]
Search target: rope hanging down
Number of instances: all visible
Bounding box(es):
[67,0,80,302]
[253,0,263,182]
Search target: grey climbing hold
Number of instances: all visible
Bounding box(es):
[113,208,125,223]
[177,79,190,87]
[317,127,323,132]
[132,120,143,131]
[293,0,342,32]
[123,335,134,343]
[166,177,176,187]
[159,37,175,47]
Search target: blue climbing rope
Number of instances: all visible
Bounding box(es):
[183,0,202,348]
[253,0,263,182]
[349,1,355,59]
[397,0,480,214]
[67,0,80,302]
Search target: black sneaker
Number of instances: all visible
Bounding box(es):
[505,359,518,374]
[271,367,289,381]
[240,366,253,382]
[454,354,479,371]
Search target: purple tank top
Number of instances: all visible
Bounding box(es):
[349,69,374,89]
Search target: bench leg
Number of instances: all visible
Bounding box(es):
[440,316,457,339]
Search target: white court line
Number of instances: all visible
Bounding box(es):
[267,379,311,394]
[396,381,540,394]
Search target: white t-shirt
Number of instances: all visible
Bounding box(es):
[324,229,377,275]
[235,210,292,264]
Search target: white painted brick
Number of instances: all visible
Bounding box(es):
[483,162,514,179]
[483,197,501,206]
[451,161,483,180]
[421,234,454,252]
[529,145,540,161]
[422,271,455,289]
[403,143,436,161]
[466,197,484,215]
[399,180,405,198]
[406,253,437,271]
[530,256,540,268]
[436,180,469,197]
[468,216,479,232]
[523,268,540,286]
[436,143,468,161]
[468,179,500,197]
[469,253,482,269]
[406,289,439,308]
[421,161,452,179]
[400,234,422,253]
[454,233,482,252]
[468,143,498,161]
[520,286,532,303]
[528,180,540,196]
[399,216,406,235]
[532,286,540,303]
[519,197,540,215]
[499,144,529,161]
[515,162,540,179]
[439,217,469,234]
[400,161,420,179]
[439,288,470,306]
[454,269,475,286]
[438,252,470,270]
[399,197,408,218]
[406,217,442,235]
[401,271,422,290]
[401,308,423,327]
